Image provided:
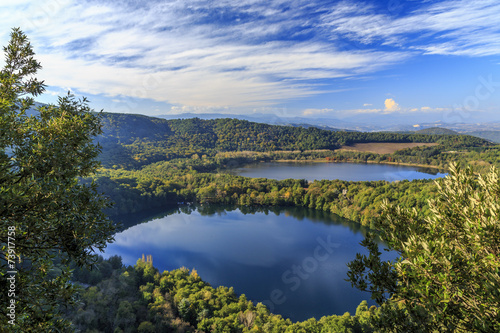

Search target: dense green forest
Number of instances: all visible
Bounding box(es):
[97,114,490,169]
[93,114,498,222]
[66,256,376,332]
[94,158,438,227]
[69,163,500,333]
[75,113,500,332]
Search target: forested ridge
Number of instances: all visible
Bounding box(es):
[97,113,490,169]
[92,113,498,222]
[94,158,438,227]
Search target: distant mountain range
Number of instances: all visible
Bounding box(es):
[414,127,460,135]
[158,112,352,130]
[158,113,500,143]
[26,103,500,143]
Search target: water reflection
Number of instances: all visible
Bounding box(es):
[112,204,369,236]
[106,205,395,321]
[229,162,447,182]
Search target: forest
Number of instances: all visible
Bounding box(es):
[96,114,490,169]
[67,113,499,332]
[66,161,500,333]
[92,115,497,226]
[64,256,376,332]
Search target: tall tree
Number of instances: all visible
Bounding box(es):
[0,28,115,331]
[347,163,500,332]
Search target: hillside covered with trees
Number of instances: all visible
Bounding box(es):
[66,256,376,332]
[91,113,498,222]
[97,113,490,169]
[67,164,500,332]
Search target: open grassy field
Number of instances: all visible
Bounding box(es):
[338,142,439,154]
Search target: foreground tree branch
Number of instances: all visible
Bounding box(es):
[0,28,116,332]
[347,162,500,332]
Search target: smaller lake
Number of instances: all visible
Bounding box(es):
[230,162,447,182]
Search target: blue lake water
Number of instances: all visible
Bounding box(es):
[104,163,442,321]
[230,161,447,182]
[106,206,396,322]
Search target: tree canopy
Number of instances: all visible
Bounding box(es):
[0,28,115,331]
[97,112,491,169]
[347,163,500,332]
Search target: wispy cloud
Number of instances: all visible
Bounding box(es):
[1,0,498,113]
[320,0,500,56]
[302,108,334,116]
[339,101,452,117]
[0,0,408,109]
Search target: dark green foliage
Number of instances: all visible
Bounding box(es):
[347,164,500,332]
[68,257,376,332]
[70,255,121,285]
[97,113,490,169]
[0,28,115,331]
[96,154,439,228]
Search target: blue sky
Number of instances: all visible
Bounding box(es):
[1,0,500,124]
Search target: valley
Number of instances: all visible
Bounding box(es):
[59,112,500,332]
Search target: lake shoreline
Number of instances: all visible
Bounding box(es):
[105,204,392,322]
[273,158,446,171]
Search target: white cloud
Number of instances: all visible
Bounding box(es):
[384,98,400,112]
[0,0,410,110]
[45,89,63,96]
[2,0,496,113]
[168,105,231,114]
[340,102,454,117]
[419,106,451,113]
[302,108,334,116]
[320,0,500,56]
